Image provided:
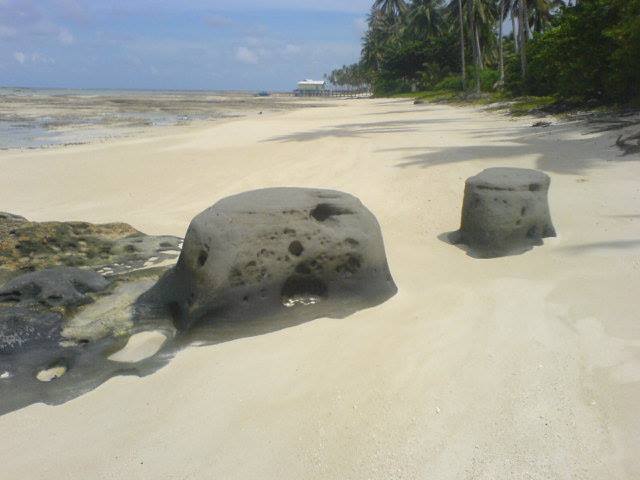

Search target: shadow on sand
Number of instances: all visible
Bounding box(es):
[0,279,396,416]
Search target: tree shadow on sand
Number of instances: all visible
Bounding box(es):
[263,118,458,143]
[386,120,639,175]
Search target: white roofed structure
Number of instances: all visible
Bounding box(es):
[297,79,326,91]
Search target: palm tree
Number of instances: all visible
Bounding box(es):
[498,0,506,83]
[457,0,467,91]
[362,9,396,72]
[407,0,444,35]
[506,0,561,78]
[528,0,563,32]
[372,0,408,18]
[447,0,498,94]
[518,0,527,77]
[462,0,497,93]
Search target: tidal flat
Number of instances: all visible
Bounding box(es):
[0,88,325,150]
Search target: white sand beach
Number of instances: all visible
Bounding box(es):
[1,99,639,479]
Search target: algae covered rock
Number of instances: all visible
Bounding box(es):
[0,214,181,278]
[455,167,556,258]
[152,188,397,330]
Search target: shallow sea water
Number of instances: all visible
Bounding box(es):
[0,88,308,149]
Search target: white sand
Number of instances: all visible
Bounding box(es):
[1,99,639,479]
[108,331,167,364]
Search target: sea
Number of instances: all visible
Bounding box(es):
[0,88,305,150]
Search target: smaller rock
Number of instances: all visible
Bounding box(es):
[0,267,109,308]
[454,167,556,257]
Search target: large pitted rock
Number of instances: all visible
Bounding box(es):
[155,188,397,330]
[455,167,556,258]
[0,267,109,308]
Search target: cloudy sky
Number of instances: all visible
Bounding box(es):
[0,0,372,90]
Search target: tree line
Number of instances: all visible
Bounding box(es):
[327,0,639,105]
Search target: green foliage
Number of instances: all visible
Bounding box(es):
[433,75,464,92]
[506,0,640,103]
[327,63,371,89]
[331,0,637,105]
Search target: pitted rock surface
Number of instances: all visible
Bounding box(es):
[153,188,397,330]
[456,167,556,258]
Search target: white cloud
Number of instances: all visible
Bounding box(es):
[13,51,55,65]
[235,46,258,64]
[58,28,74,45]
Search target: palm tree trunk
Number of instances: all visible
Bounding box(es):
[519,0,527,78]
[512,8,518,52]
[523,0,532,39]
[457,0,466,91]
[467,0,481,94]
[475,21,483,70]
[474,23,481,93]
[499,0,505,83]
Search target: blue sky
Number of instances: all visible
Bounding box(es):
[0,0,373,90]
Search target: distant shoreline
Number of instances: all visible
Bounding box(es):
[0,89,322,151]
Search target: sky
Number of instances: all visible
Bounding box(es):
[0,0,373,91]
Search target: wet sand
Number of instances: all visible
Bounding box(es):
[1,98,639,479]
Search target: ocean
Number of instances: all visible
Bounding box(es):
[0,88,309,150]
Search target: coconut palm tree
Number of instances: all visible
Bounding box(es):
[445,0,467,91]
[362,9,397,72]
[372,0,408,18]
[498,0,506,83]
[406,0,444,35]
[506,0,561,78]
[528,0,563,32]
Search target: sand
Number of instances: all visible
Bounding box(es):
[1,99,639,479]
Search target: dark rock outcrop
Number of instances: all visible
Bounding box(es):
[150,188,397,330]
[0,307,63,355]
[0,267,109,308]
[453,167,556,258]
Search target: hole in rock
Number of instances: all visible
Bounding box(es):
[310,203,353,222]
[288,241,304,257]
[197,250,208,267]
[281,275,327,308]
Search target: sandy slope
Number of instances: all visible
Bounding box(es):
[1,99,639,479]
